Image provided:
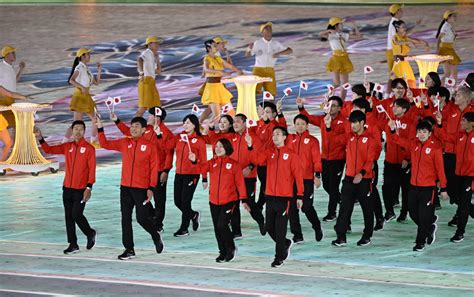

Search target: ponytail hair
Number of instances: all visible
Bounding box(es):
[320,24,336,42]
[67,57,80,85]
[436,19,446,39]
[204,39,214,53]
[392,20,405,33]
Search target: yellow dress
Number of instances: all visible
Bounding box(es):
[0,113,8,131]
[326,32,353,74]
[138,76,161,108]
[0,94,15,127]
[70,67,96,114]
[201,55,232,105]
[392,34,416,84]
[438,43,461,65]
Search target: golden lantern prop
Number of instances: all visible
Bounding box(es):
[222,75,272,121]
[406,54,452,89]
[0,102,59,175]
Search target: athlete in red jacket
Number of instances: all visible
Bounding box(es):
[246,126,304,268]
[97,116,163,260]
[297,95,346,222]
[163,114,208,237]
[437,112,474,243]
[35,120,96,255]
[231,113,266,236]
[189,138,247,263]
[111,106,174,232]
[388,120,447,251]
[326,110,378,247]
[286,114,324,244]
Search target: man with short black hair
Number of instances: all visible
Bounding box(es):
[97,116,164,260]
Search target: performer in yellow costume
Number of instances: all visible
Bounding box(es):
[391,20,429,89]
[319,17,361,99]
[67,48,102,145]
[201,39,242,121]
[137,36,162,117]
[436,10,461,82]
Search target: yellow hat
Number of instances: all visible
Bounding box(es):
[328,17,344,26]
[389,4,403,14]
[259,22,273,33]
[145,36,161,45]
[443,10,456,20]
[213,36,228,44]
[76,48,92,58]
[1,45,16,58]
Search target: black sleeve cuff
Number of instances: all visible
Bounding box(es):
[209,126,215,131]
[297,196,303,200]
[440,187,447,192]
[114,119,121,124]
[248,163,255,170]
[98,127,104,133]
[86,183,93,189]
[390,129,396,134]
[39,138,45,144]
[277,113,284,118]
[241,199,248,204]
[360,169,367,176]
[247,145,253,151]
[148,187,155,192]
[325,127,331,132]
[202,178,208,183]
[437,124,442,128]
[424,104,430,110]
[298,106,305,111]
[264,119,270,124]
[156,134,162,139]
[164,169,170,174]
[315,172,321,178]
[191,160,197,165]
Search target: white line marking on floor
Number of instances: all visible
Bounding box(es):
[0,288,77,296]
[0,252,473,291]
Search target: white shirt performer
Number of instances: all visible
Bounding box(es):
[245,22,292,96]
[0,45,26,126]
[386,4,403,73]
[137,36,162,117]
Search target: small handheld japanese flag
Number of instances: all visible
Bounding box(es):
[418,77,425,85]
[373,83,385,93]
[364,66,374,74]
[445,77,455,88]
[263,91,274,102]
[299,80,308,91]
[283,87,293,96]
[326,84,335,92]
[323,99,333,113]
[155,107,162,117]
[460,80,471,88]
[113,97,122,105]
[180,133,191,150]
[342,83,351,90]
[192,104,201,114]
[246,119,257,128]
[105,97,113,112]
[413,96,422,108]
[376,105,386,114]
[221,103,233,114]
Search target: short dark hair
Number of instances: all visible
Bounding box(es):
[293,114,309,124]
[422,116,436,127]
[352,98,370,112]
[148,106,167,121]
[466,73,474,91]
[328,96,343,108]
[234,113,247,122]
[183,114,202,136]
[416,121,433,132]
[427,86,440,97]
[349,110,366,123]
[216,138,234,156]
[463,112,474,123]
[272,126,288,136]
[393,20,406,32]
[262,101,277,113]
[438,87,451,102]
[393,98,411,112]
[71,120,86,130]
[391,78,408,90]
[204,39,215,53]
[131,117,147,128]
[351,84,367,99]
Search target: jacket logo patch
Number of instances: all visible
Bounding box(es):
[452,113,458,118]
[337,120,343,124]
[80,147,86,154]
[271,153,275,159]
[283,153,289,160]
[401,123,407,129]
[350,136,355,141]
[415,147,419,151]
[304,138,310,144]
[145,130,151,134]
[471,137,474,144]
[292,139,297,143]
[460,137,464,141]
[69,148,74,153]
[141,144,147,152]
[362,137,368,143]
[233,138,237,142]
[226,163,232,169]
[128,144,133,148]
[213,163,218,168]
[425,148,431,154]
[191,138,198,144]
